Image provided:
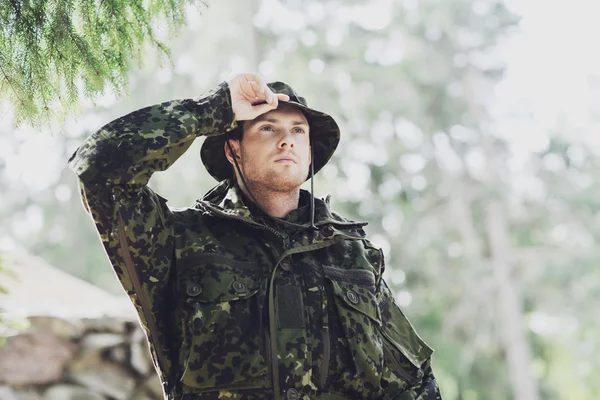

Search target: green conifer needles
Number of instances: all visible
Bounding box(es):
[0,0,202,126]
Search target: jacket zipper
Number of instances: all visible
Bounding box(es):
[319,283,330,388]
[198,201,368,232]
[117,210,171,391]
[320,328,330,387]
[199,201,286,241]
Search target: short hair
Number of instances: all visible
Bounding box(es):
[226,122,245,142]
[225,123,244,178]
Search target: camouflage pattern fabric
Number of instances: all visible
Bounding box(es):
[68,82,442,400]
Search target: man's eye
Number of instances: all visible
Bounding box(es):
[260,125,274,131]
[293,127,305,134]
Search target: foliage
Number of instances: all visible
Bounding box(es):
[0,0,203,126]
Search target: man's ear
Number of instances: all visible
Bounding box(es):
[224,139,241,165]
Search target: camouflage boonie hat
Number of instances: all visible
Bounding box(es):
[201,81,340,182]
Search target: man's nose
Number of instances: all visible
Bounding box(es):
[278,131,295,148]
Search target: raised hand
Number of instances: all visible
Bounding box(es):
[227,73,290,121]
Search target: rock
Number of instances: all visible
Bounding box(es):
[27,316,83,340]
[129,389,153,400]
[0,315,159,400]
[69,366,136,400]
[0,330,76,385]
[130,341,152,376]
[68,349,136,400]
[11,389,43,400]
[123,375,164,400]
[129,325,146,342]
[0,386,19,400]
[142,374,164,399]
[44,384,106,400]
[81,318,129,334]
[106,345,127,364]
[80,333,126,349]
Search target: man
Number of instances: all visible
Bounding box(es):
[68,73,442,400]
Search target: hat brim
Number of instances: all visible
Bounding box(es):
[200,101,340,182]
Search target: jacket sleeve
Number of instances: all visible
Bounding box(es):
[67,82,237,394]
[69,81,236,189]
[394,361,442,400]
[366,240,442,399]
[378,280,442,399]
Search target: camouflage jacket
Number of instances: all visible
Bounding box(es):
[68,83,442,400]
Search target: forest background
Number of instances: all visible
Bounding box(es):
[1,0,599,399]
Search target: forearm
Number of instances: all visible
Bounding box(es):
[68,82,237,188]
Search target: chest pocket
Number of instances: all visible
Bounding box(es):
[176,253,269,393]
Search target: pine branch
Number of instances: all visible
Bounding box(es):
[0,0,204,127]
[0,53,25,109]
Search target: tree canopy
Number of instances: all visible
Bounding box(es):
[0,0,201,126]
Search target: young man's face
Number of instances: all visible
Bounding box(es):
[225,104,311,192]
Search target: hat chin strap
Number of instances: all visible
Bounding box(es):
[309,145,316,229]
[226,140,318,230]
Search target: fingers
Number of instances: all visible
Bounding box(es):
[240,78,258,100]
[228,73,292,121]
[253,102,278,115]
[248,81,266,104]
[260,82,276,105]
[275,93,290,102]
[249,80,278,107]
[231,73,288,105]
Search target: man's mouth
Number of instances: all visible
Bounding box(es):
[275,157,297,164]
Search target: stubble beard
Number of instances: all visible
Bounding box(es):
[239,146,305,195]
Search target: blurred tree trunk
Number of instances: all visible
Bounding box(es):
[462,59,540,399]
[240,0,261,71]
[485,200,540,400]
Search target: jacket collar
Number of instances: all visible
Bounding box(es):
[196,179,368,231]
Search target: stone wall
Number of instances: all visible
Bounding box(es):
[0,316,163,400]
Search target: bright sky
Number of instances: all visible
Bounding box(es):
[499,0,599,144]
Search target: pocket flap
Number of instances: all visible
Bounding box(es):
[184,274,261,303]
[379,295,433,369]
[329,279,381,324]
[177,253,262,303]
